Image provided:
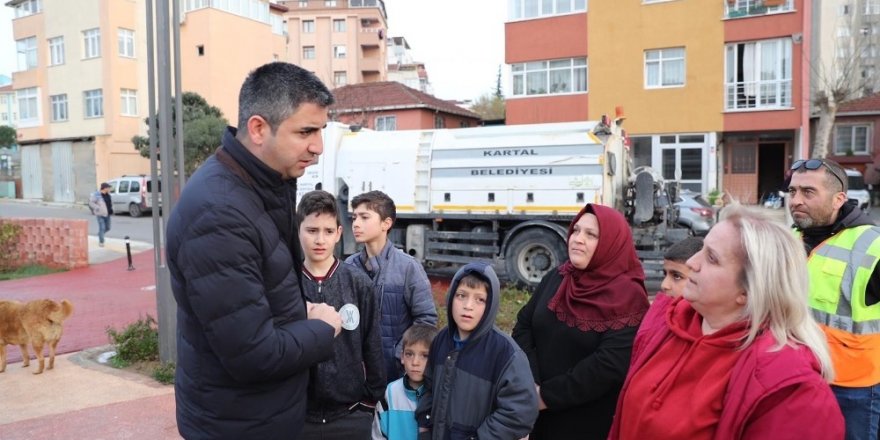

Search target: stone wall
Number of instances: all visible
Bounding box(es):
[1,218,88,270]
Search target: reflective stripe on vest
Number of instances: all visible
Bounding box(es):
[807,225,880,335]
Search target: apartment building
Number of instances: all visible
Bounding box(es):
[505,0,588,124]
[505,0,812,203]
[0,84,17,128]
[179,0,288,124]
[279,0,387,89]
[6,0,313,202]
[8,0,149,202]
[812,0,880,181]
[386,36,433,94]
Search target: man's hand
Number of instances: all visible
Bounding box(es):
[307,302,342,337]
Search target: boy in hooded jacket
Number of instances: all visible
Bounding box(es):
[415,262,538,440]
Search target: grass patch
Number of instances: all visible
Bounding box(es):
[0,265,66,281]
[432,283,531,334]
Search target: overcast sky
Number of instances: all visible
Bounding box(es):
[0,1,507,99]
[382,0,507,101]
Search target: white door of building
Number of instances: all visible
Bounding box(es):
[51,141,74,203]
[21,146,42,199]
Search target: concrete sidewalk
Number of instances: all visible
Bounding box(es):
[0,236,178,438]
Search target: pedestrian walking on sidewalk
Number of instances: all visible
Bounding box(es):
[88,182,113,247]
[166,62,343,440]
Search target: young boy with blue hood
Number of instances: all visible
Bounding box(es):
[415,262,538,440]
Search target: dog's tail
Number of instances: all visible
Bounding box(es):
[48,300,74,323]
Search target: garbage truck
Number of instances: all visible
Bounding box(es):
[298,117,687,288]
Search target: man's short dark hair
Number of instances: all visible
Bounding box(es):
[402,323,438,350]
[791,158,848,193]
[350,190,396,223]
[297,190,339,226]
[237,62,334,134]
[663,236,704,263]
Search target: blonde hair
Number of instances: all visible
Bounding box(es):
[719,203,835,381]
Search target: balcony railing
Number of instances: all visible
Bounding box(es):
[725,0,793,19]
[725,79,792,110]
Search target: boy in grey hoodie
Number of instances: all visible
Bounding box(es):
[415,262,538,439]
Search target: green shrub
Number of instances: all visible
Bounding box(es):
[153,362,176,385]
[106,315,159,367]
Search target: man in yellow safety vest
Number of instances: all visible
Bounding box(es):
[788,158,880,440]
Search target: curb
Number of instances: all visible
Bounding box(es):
[70,345,172,390]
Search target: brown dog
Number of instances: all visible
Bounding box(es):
[0,300,31,372]
[0,299,74,374]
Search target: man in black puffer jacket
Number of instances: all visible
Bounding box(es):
[167,62,342,440]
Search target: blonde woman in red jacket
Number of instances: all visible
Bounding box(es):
[609,204,844,440]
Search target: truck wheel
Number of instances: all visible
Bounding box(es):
[504,229,567,289]
[129,203,142,217]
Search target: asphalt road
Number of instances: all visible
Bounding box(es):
[0,200,158,245]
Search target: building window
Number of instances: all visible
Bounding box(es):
[118,28,135,58]
[835,125,871,155]
[725,38,792,110]
[730,144,756,174]
[48,36,65,66]
[197,45,205,56]
[725,0,794,18]
[299,0,308,6]
[867,0,880,15]
[333,19,346,32]
[14,0,41,18]
[645,47,685,88]
[376,115,396,131]
[334,71,347,86]
[16,37,37,70]
[511,57,587,96]
[434,115,445,128]
[17,87,39,123]
[303,20,315,33]
[509,0,587,20]
[303,46,316,59]
[84,89,104,118]
[120,89,138,116]
[50,94,68,122]
[333,45,347,59]
[325,0,337,6]
[83,28,101,59]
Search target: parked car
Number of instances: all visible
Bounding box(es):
[845,168,870,212]
[105,175,161,217]
[674,190,715,236]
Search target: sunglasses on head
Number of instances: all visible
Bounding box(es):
[790,159,846,191]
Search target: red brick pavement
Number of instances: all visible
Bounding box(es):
[1,394,179,440]
[0,251,159,363]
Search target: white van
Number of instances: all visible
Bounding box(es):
[845,168,870,212]
[105,175,161,217]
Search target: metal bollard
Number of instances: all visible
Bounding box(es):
[125,235,135,271]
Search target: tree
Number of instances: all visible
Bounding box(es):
[470,93,505,121]
[132,92,228,177]
[495,65,503,98]
[811,15,877,158]
[0,125,16,149]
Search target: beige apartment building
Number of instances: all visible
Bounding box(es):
[279,0,387,89]
[9,0,148,202]
[7,0,389,202]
